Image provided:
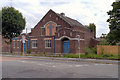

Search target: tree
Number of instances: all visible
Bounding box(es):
[2,7,26,44]
[107,1,120,45]
[2,7,26,53]
[85,23,96,38]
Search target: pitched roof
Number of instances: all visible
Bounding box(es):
[31,9,89,33]
[55,12,89,30]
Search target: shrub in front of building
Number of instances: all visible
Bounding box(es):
[84,46,97,55]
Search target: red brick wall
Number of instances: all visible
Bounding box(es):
[73,26,95,47]
[1,37,10,53]
[11,40,22,54]
[29,10,71,36]
[29,36,54,54]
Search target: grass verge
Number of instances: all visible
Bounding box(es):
[63,54,119,60]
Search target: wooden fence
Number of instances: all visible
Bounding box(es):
[97,45,120,55]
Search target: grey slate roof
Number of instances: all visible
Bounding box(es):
[56,13,86,28]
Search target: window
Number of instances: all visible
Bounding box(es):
[13,41,15,48]
[56,17,58,20]
[32,40,37,48]
[45,21,57,36]
[70,32,72,36]
[45,40,51,48]
[64,31,66,35]
[17,41,19,48]
[58,33,60,37]
[41,28,44,35]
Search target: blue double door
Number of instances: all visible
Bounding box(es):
[63,40,69,53]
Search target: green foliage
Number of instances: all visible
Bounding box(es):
[58,54,61,57]
[85,23,96,32]
[84,47,92,55]
[63,53,119,59]
[26,50,31,54]
[84,46,97,55]
[43,52,46,56]
[63,54,79,58]
[99,39,109,45]
[80,54,119,59]
[85,23,96,38]
[92,47,97,54]
[0,10,1,17]
[2,7,26,44]
[99,33,109,45]
[107,1,120,45]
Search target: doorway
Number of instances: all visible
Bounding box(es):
[62,38,69,53]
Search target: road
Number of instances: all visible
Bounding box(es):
[1,56,119,78]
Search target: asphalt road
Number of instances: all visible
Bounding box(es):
[1,56,119,78]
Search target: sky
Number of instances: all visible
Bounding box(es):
[0,0,115,37]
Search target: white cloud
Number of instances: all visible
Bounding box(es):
[1,0,115,37]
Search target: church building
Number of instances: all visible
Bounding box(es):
[10,9,98,54]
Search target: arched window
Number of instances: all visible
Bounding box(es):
[44,21,57,36]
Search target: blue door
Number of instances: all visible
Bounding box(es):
[63,41,69,53]
[24,43,26,52]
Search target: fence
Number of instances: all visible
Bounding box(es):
[97,45,120,55]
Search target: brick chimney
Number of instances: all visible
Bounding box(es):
[60,13,65,16]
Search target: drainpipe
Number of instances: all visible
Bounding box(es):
[28,37,30,53]
[53,36,55,56]
[77,35,80,59]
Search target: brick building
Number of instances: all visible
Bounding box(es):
[2,9,98,54]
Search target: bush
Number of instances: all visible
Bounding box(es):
[80,53,119,59]
[84,47,92,55]
[63,54,79,58]
[26,50,31,54]
[91,47,97,54]
[59,54,61,57]
[43,52,46,56]
[99,39,109,45]
[84,46,97,55]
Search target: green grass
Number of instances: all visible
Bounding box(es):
[63,54,119,60]
[63,54,79,58]
[2,52,119,60]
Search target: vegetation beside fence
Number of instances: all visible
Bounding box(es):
[84,46,97,55]
[63,46,119,60]
[63,54,119,60]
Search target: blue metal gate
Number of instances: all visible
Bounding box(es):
[63,41,69,53]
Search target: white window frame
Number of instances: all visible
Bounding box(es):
[32,40,37,48]
[17,41,19,48]
[45,40,51,48]
[13,41,15,48]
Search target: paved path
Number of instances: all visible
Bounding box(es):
[1,56,119,78]
[1,56,31,62]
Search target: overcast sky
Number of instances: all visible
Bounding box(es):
[1,0,115,37]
